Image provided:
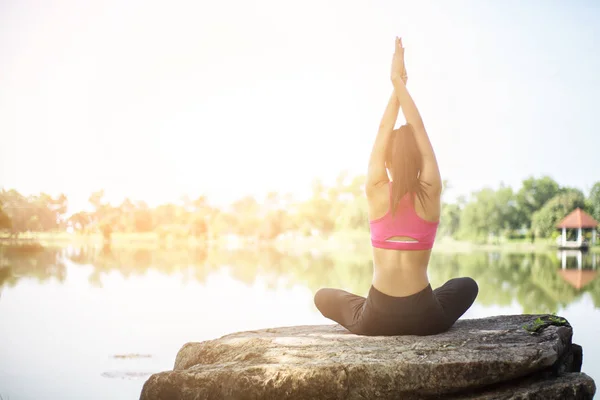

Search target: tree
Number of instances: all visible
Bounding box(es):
[259,210,287,240]
[515,176,561,229]
[296,196,336,236]
[133,201,154,232]
[154,203,178,228]
[291,178,337,236]
[190,214,208,238]
[117,198,136,232]
[439,203,461,238]
[586,182,600,223]
[88,190,120,243]
[458,189,494,241]
[0,200,11,230]
[494,184,520,232]
[25,192,68,231]
[439,181,465,238]
[0,189,30,236]
[26,214,42,231]
[230,196,261,237]
[68,211,93,232]
[88,190,105,210]
[335,196,369,232]
[457,187,517,242]
[348,175,366,198]
[47,193,68,229]
[531,190,586,238]
[210,211,236,238]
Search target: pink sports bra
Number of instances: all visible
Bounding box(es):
[369,184,439,250]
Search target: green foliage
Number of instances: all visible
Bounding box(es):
[586,182,600,223]
[456,190,489,241]
[522,315,569,335]
[515,176,561,229]
[532,190,586,237]
[439,203,461,238]
[457,185,518,242]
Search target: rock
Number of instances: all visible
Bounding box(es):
[140,314,596,400]
[444,372,596,400]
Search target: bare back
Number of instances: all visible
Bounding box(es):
[367,183,441,297]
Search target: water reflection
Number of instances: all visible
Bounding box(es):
[558,250,598,270]
[0,246,67,288]
[1,246,600,314]
[557,250,598,290]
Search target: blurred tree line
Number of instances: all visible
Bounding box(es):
[441,177,600,243]
[0,190,67,235]
[1,174,600,244]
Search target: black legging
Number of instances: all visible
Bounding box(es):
[314,277,478,336]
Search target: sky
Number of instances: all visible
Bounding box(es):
[1,0,599,212]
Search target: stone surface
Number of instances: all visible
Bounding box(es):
[445,372,596,400]
[140,314,595,400]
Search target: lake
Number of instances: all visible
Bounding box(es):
[1,246,599,399]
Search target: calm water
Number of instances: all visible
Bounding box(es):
[1,246,599,399]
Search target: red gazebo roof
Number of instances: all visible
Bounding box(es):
[556,208,598,229]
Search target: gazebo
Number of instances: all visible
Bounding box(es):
[556,208,598,249]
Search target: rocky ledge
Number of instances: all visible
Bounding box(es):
[140,314,596,399]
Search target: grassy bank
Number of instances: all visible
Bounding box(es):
[0,231,208,249]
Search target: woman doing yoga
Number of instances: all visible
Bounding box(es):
[314,37,478,336]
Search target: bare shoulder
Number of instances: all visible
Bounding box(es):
[366,182,390,221]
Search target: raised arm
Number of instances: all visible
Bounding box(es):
[366,92,399,190]
[366,38,407,192]
[391,40,442,193]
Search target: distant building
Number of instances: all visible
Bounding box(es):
[556,208,598,249]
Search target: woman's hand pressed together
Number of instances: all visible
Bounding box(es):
[391,36,407,85]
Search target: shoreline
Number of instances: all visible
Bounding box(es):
[1,231,598,254]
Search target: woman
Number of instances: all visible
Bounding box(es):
[314,37,478,336]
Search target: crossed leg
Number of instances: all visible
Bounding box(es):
[314,288,367,332]
[433,277,479,329]
[314,277,478,335]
